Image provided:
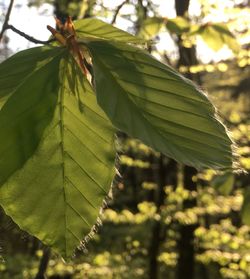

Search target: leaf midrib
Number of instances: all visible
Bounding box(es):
[58,60,111,255]
[59,60,68,256]
[94,56,230,153]
[93,55,231,168]
[90,46,212,106]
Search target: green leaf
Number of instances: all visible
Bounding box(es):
[241,187,250,226]
[85,40,233,170]
[0,47,62,109]
[74,17,144,44]
[0,47,65,185]
[199,23,239,52]
[138,17,166,39]
[200,25,225,51]
[211,172,234,195]
[166,17,190,35]
[138,16,190,39]
[0,51,116,258]
[213,23,240,53]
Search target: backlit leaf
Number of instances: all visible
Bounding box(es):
[0,50,116,258]
[0,47,65,185]
[85,40,233,170]
[166,17,190,35]
[212,172,234,195]
[199,23,239,52]
[74,18,144,44]
[138,17,165,39]
[138,16,190,39]
[213,23,240,53]
[0,47,62,109]
[200,25,225,51]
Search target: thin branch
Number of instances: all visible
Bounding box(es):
[34,247,51,279]
[6,24,55,45]
[111,0,129,24]
[0,0,15,43]
[137,0,148,18]
[0,0,53,45]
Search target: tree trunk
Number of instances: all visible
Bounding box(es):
[177,166,197,279]
[148,157,177,279]
[175,1,200,279]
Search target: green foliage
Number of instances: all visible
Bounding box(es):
[0,47,61,109]
[211,172,235,195]
[241,187,250,227]
[85,39,233,170]
[0,48,64,185]
[0,49,116,258]
[166,17,190,35]
[196,219,250,279]
[138,16,238,53]
[0,17,235,258]
[196,23,239,52]
[75,18,145,44]
[138,17,166,39]
[138,16,190,40]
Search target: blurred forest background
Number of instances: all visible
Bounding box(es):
[0,0,250,278]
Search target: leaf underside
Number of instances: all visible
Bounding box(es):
[75,18,145,44]
[199,24,239,52]
[0,47,62,109]
[0,50,116,258]
[85,40,233,170]
[138,17,165,39]
[0,47,65,185]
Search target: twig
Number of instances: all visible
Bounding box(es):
[137,0,147,18]
[0,0,15,43]
[34,247,51,279]
[0,0,53,45]
[6,24,55,44]
[111,0,129,24]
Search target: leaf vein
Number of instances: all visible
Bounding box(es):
[65,176,97,210]
[64,150,108,195]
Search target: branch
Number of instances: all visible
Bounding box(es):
[34,247,51,279]
[6,24,55,45]
[0,0,15,43]
[0,0,53,45]
[111,0,129,24]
